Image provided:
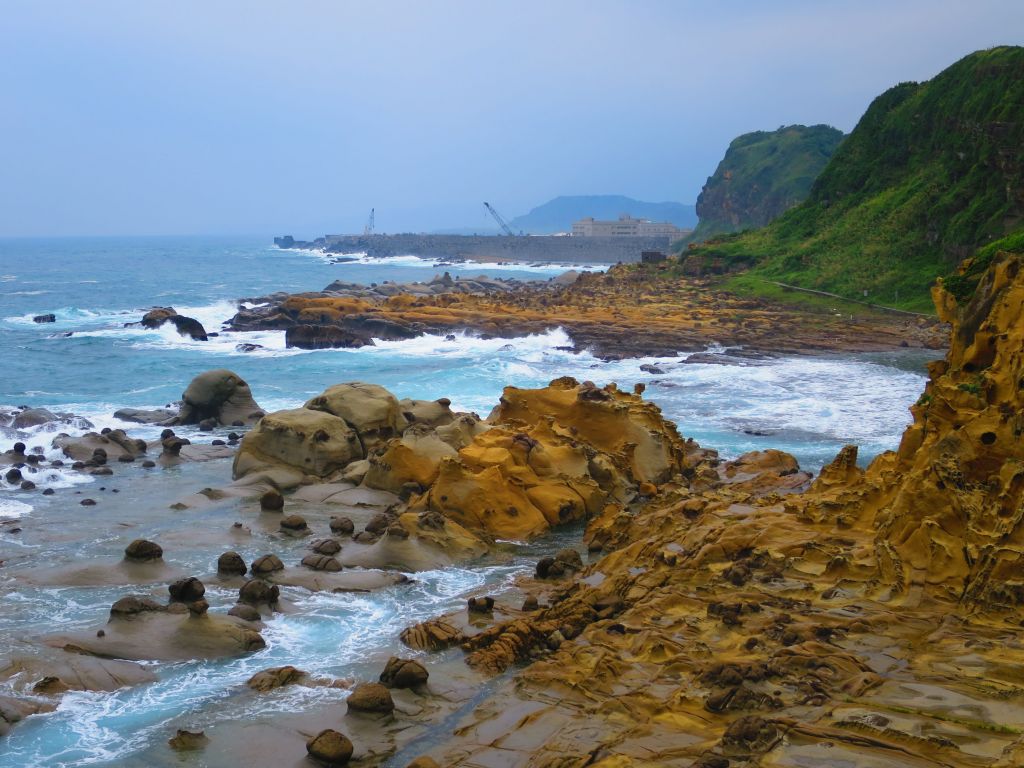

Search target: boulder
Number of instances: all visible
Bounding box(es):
[346,681,394,715]
[168,577,206,603]
[237,579,280,607]
[306,729,354,765]
[32,313,56,323]
[310,538,342,555]
[379,656,428,689]
[175,369,264,426]
[286,325,373,350]
[305,382,408,451]
[259,489,284,512]
[217,551,247,576]
[124,539,163,562]
[280,514,308,533]
[330,516,355,535]
[168,730,209,751]
[301,554,342,572]
[137,307,207,340]
[232,408,363,481]
[247,665,307,692]
[251,554,284,576]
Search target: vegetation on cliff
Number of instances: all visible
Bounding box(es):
[686,124,844,243]
[682,46,1024,312]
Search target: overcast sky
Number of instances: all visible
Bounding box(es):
[1,0,1021,237]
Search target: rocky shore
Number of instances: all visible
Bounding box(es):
[226,260,946,358]
[2,250,1021,766]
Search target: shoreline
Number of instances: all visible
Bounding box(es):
[233,258,948,359]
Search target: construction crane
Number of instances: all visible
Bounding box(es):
[363,208,375,236]
[483,202,516,236]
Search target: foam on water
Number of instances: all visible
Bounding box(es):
[291,247,609,275]
[0,498,31,519]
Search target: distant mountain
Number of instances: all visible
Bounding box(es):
[508,195,697,234]
[687,124,845,243]
[682,46,1024,311]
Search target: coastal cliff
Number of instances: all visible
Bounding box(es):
[684,46,1024,312]
[688,124,844,243]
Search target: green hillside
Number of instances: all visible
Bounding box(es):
[687,124,844,242]
[680,46,1024,313]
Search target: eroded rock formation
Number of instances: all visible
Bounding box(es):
[396,251,1024,768]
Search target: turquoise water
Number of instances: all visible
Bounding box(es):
[0,236,932,766]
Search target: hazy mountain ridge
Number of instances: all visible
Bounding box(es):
[508,195,696,234]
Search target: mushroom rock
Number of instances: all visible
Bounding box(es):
[123,539,163,562]
[237,579,280,607]
[232,408,363,482]
[250,554,284,576]
[168,576,206,603]
[175,369,265,427]
[217,551,247,576]
[305,382,408,451]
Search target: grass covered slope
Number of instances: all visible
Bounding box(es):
[683,46,1024,312]
[688,124,844,242]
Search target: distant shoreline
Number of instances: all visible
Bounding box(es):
[276,232,674,266]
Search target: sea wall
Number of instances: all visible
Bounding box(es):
[304,234,676,264]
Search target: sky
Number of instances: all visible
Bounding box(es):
[1,0,1021,237]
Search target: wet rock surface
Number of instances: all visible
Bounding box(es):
[227,262,945,359]
[388,252,1024,767]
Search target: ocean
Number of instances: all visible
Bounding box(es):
[0,235,932,766]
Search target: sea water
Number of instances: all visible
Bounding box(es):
[0,236,933,766]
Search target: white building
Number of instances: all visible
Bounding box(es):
[571,214,691,238]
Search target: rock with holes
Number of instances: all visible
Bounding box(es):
[173,369,264,426]
[232,408,363,481]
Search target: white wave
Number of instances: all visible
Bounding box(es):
[2,306,140,327]
[286,246,608,275]
[0,498,31,519]
[2,290,50,297]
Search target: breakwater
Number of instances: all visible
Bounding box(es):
[277,233,675,264]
